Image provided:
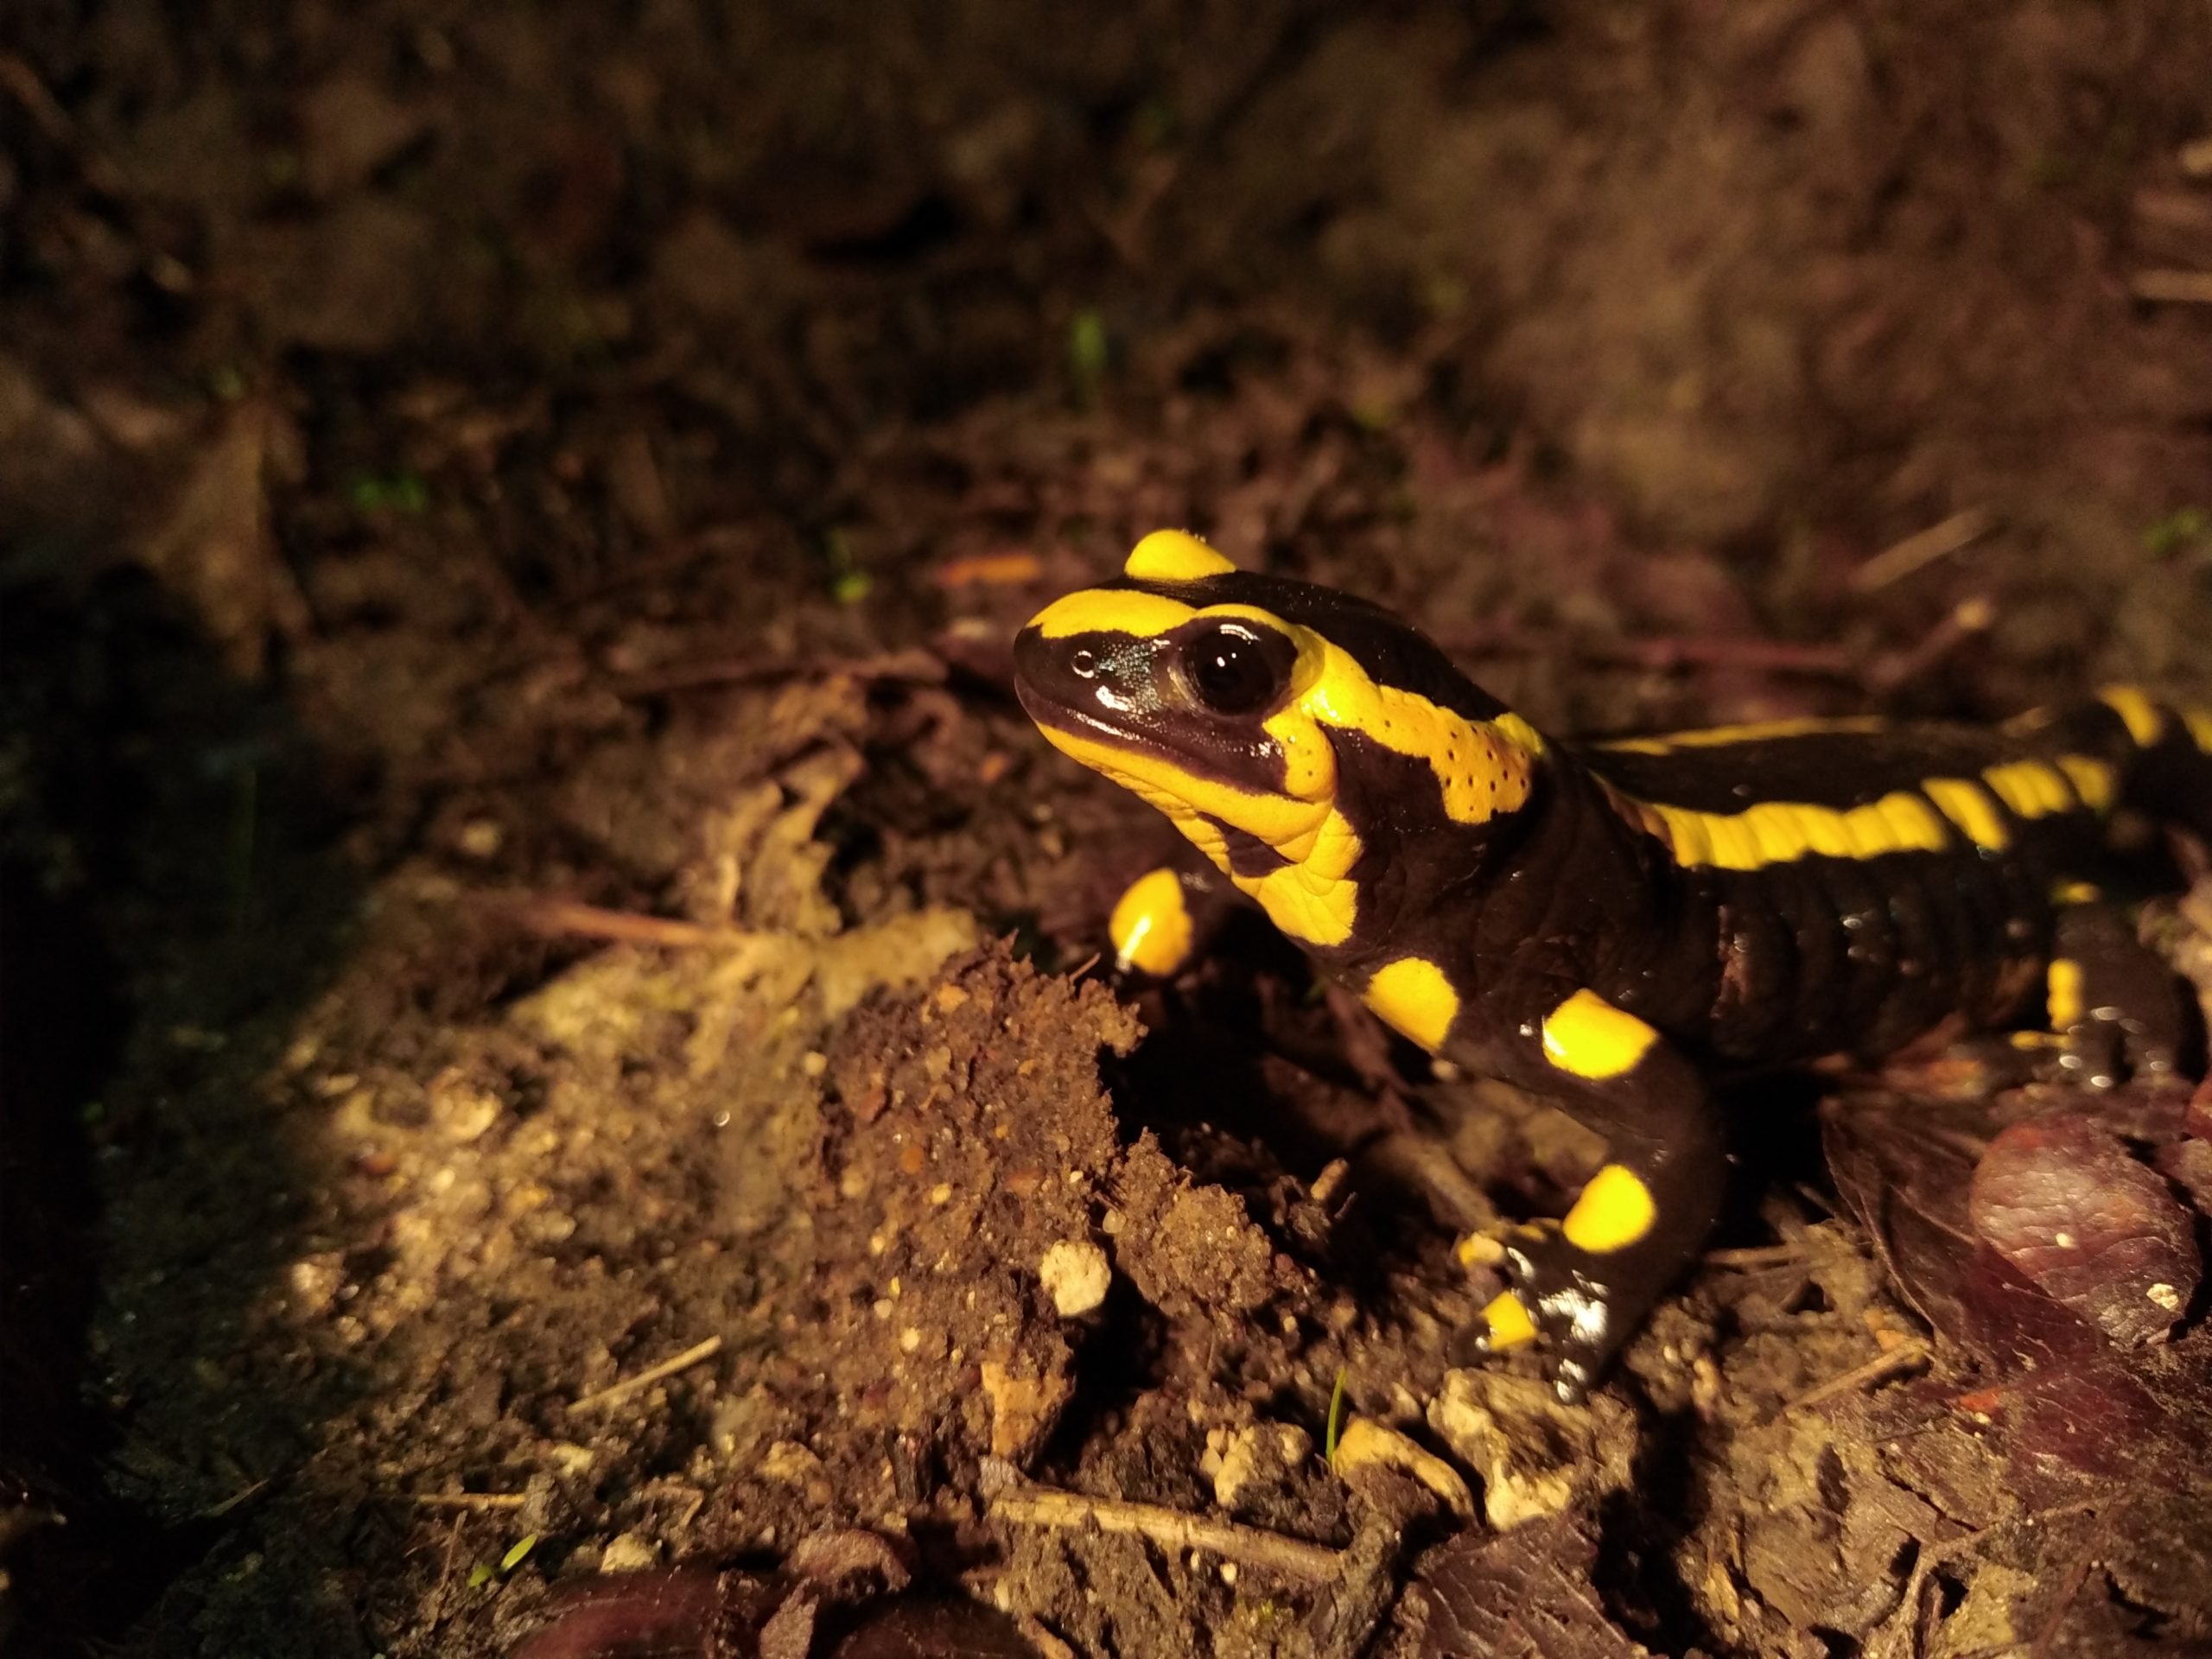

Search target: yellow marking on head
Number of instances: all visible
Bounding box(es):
[1922,776,2011,851]
[1123,529,1236,583]
[1109,868,1195,976]
[2056,755,2117,814]
[1362,957,1460,1052]
[1620,790,1949,872]
[2099,686,2166,748]
[2046,957,2084,1030]
[1027,587,1544,946]
[1032,587,1198,641]
[1561,1164,1658,1255]
[1598,715,1888,756]
[1540,989,1658,1080]
[1478,1290,1538,1351]
[1982,760,2075,821]
[2186,706,2212,755]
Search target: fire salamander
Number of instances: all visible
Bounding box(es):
[1013,531,2212,1400]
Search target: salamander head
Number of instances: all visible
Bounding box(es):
[1013,531,1545,950]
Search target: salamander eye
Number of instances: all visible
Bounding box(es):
[1179,622,1292,717]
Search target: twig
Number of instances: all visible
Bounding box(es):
[412,1491,530,1510]
[1704,1243,1811,1269]
[429,1513,469,1631]
[1849,507,1999,593]
[1865,595,1994,695]
[572,1335,724,1413]
[1779,1338,1930,1415]
[988,1487,1343,1580]
[2132,270,2212,305]
[493,896,754,950]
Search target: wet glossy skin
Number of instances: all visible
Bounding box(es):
[1016,532,2212,1397]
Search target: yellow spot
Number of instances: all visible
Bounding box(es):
[1479,1291,1538,1351]
[1922,776,2011,851]
[1362,957,1460,1052]
[1541,989,1658,1080]
[1123,529,1236,583]
[1982,760,2075,820]
[2051,880,2101,906]
[2056,755,2117,813]
[2047,957,2084,1030]
[1108,868,1195,976]
[2100,686,2165,747]
[1597,715,1889,756]
[2186,706,2212,754]
[1561,1164,1658,1255]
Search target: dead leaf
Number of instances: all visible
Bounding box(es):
[1416,1511,1651,1659]
[1968,1111,2196,1348]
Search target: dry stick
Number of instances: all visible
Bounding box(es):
[1849,506,1999,594]
[498,896,752,950]
[413,1491,530,1510]
[1779,1338,1930,1415]
[2132,270,2212,305]
[1703,1242,1814,1269]
[572,1335,725,1414]
[988,1488,1343,1581]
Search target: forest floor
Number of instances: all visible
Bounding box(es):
[5,3,2212,1656]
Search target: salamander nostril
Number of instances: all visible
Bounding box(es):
[1070,648,1098,678]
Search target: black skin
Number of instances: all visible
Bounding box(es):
[1015,572,2211,1398]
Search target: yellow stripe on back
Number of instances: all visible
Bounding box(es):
[1981,760,2075,821]
[1921,776,2010,851]
[2099,685,2166,747]
[1608,787,1953,872]
[1597,715,1889,757]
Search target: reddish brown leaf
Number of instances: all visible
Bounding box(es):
[1416,1512,1649,1659]
[1968,1113,2196,1349]
[509,1567,772,1659]
[1821,1090,1987,1344]
[825,1597,1041,1659]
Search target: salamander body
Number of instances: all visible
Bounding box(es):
[1013,531,2212,1397]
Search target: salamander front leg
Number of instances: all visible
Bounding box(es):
[1459,989,1730,1403]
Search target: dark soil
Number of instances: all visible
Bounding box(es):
[4,3,2212,1656]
